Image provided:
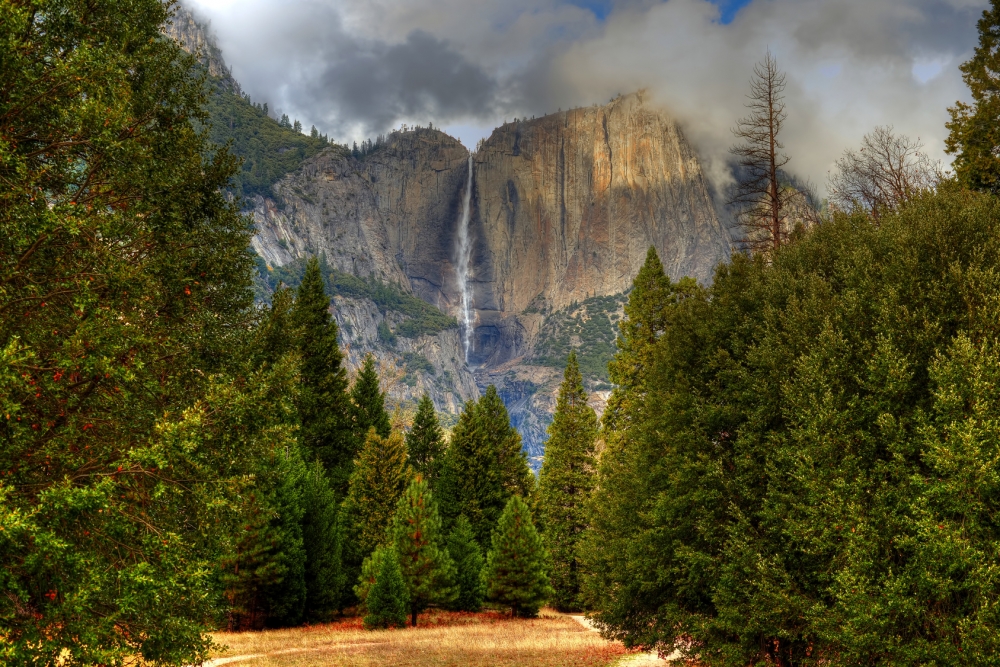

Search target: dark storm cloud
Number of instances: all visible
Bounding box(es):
[309,31,499,134]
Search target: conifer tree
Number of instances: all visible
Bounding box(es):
[390,476,457,625]
[292,256,353,491]
[341,429,410,596]
[439,387,532,546]
[351,354,392,440]
[483,496,553,617]
[580,247,701,616]
[947,0,1000,192]
[406,394,445,487]
[602,247,676,435]
[358,547,409,629]
[445,515,486,612]
[301,460,344,621]
[538,352,598,611]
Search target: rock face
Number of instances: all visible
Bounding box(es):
[166,11,734,455]
[253,95,731,457]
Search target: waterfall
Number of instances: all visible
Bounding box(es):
[455,155,474,362]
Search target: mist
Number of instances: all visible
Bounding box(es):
[186,0,985,194]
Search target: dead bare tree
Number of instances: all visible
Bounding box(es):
[728,50,797,254]
[828,126,943,223]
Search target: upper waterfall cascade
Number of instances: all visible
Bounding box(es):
[455,155,475,363]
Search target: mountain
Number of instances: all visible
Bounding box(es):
[167,8,733,462]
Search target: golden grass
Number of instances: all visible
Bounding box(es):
[209,609,631,667]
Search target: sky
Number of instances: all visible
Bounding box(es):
[184,0,986,195]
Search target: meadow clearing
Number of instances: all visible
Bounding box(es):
[207,610,635,667]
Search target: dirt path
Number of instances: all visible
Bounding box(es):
[568,615,679,665]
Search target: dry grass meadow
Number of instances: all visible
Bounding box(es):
[208,609,633,667]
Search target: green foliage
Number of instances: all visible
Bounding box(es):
[390,476,457,625]
[586,188,1000,665]
[947,1,1000,192]
[406,395,446,487]
[439,387,533,546]
[204,81,343,199]
[351,354,392,440]
[358,546,410,629]
[538,353,598,611]
[0,0,265,661]
[263,255,457,338]
[483,496,553,617]
[530,293,627,382]
[292,257,354,492]
[300,461,344,622]
[341,429,410,601]
[445,515,486,612]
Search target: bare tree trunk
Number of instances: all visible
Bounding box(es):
[729,50,794,255]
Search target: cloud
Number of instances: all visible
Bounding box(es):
[186,0,987,193]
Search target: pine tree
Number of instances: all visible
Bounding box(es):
[292,256,353,492]
[483,496,553,617]
[538,352,598,611]
[301,460,344,621]
[946,1,1000,192]
[341,429,410,598]
[445,515,486,612]
[580,246,700,619]
[406,394,445,487]
[602,247,677,435]
[358,547,409,629]
[390,476,457,626]
[439,387,533,546]
[351,354,392,440]
[224,445,308,630]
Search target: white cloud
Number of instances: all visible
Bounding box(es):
[185,0,986,193]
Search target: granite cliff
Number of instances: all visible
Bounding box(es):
[169,11,733,460]
[254,97,731,460]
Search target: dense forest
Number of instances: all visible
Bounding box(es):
[7,1,1000,666]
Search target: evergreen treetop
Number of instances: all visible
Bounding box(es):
[483,495,553,617]
[439,387,532,546]
[538,352,598,611]
[351,353,392,440]
[341,428,410,592]
[406,394,446,486]
[947,0,1000,192]
[292,256,353,491]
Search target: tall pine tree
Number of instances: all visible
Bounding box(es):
[351,353,392,440]
[406,394,445,487]
[947,0,1000,192]
[439,387,533,546]
[390,476,457,626]
[445,515,486,612]
[538,352,598,611]
[341,428,410,598]
[292,256,353,491]
[483,495,553,618]
[580,247,702,615]
[301,460,344,621]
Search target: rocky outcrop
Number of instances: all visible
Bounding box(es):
[332,296,479,416]
[475,91,728,312]
[249,94,732,454]
[164,7,234,84]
